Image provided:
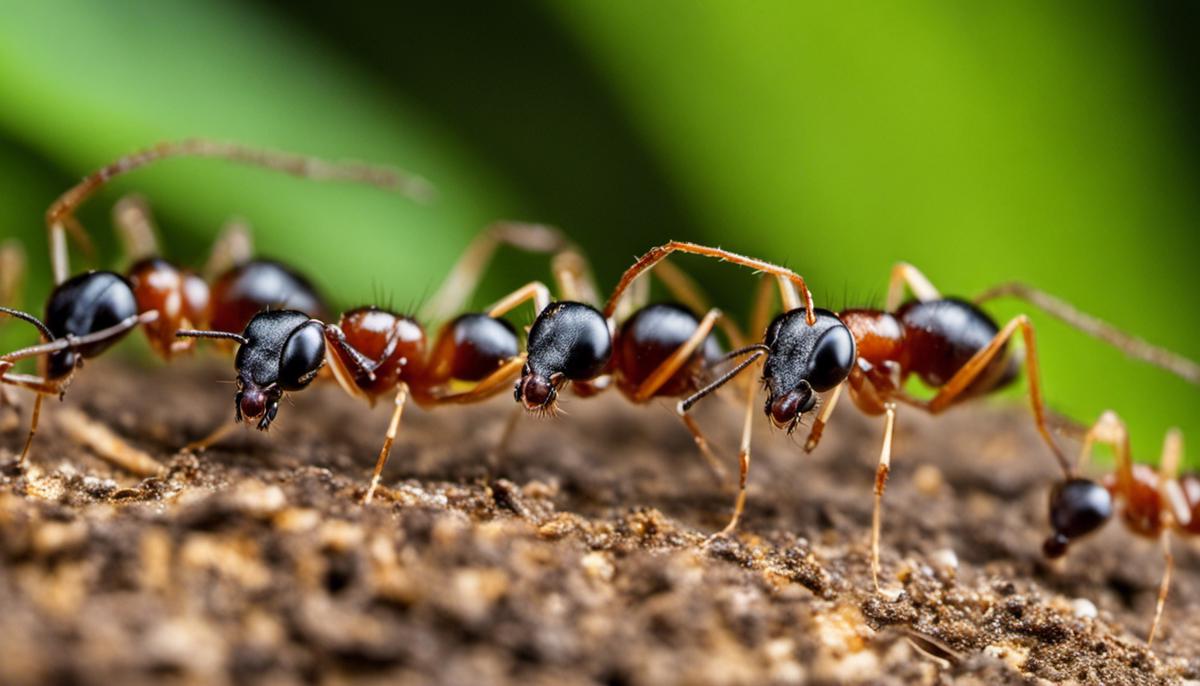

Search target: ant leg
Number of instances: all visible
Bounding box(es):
[648,259,747,349]
[47,139,433,283]
[632,309,722,402]
[1148,530,1174,646]
[422,222,581,321]
[871,402,899,596]
[603,241,816,325]
[1160,429,1191,528]
[615,271,651,322]
[626,309,729,482]
[0,370,66,465]
[924,315,1071,476]
[363,383,410,505]
[489,405,524,469]
[486,282,552,319]
[203,219,254,279]
[975,282,1200,386]
[112,195,161,263]
[885,262,941,312]
[550,249,599,305]
[804,382,844,452]
[0,240,25,310]
[434,356,528,404]
[182,420,239,454]
[18,394,42,465]
[678,348,767,534]
[56,406,164,476]
[1148,428,1184,646]
[713,357,764,535]
[1074,411,1133,485]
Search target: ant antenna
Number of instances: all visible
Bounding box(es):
[0,306,54,341]
[976,282,1200,385]
[176,329,249,346]
[46,138,437,284]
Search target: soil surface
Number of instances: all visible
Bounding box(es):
[0,359,1197,685]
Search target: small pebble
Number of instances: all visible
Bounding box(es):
[930,548,959,575]
[1070,598,1097,619]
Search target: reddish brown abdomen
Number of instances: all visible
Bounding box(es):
[1104,465,1166,538]
[127,257,211,357]
[335,307,426,397]
[895,298,1017,397]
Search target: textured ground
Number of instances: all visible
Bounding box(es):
[0,359,1197,685]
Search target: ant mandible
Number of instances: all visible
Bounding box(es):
[1042,411,1196,646]
[596,241,1198,595]
[176,222,598,504]
[0,139,427,466]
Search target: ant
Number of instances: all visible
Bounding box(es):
[1042,411,1196,646]
[576,241,1198,596]
[176,221,602,504]
[0,139,428,466]
[508,242,816,515]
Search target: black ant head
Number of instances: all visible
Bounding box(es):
[515,301,611,413]
[233,309,326,430]
[761,308,855,431]
[44,271,138,379]
[1043,477,1114,558]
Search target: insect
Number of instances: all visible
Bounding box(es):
[1042,411,1196,646]
[0,139,428,466]
[176,221,597,504]
[592,241,1199,595]
[510,242,817,523]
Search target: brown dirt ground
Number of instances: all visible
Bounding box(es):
[0,359,1197,686]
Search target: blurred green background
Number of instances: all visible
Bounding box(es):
[0,1,1196,466]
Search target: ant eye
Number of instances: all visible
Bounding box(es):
[805,324,855,392]
[278,321,326,391]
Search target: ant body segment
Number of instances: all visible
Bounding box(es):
[0,139,426,465]
[511,242,819,510]
[597,242,1192,596]
[178,222,591,504]
[1043,411,1197,646]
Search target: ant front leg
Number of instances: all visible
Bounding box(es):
[0,375,65,466]
[677,346,768,535]
[923,314,1071,476]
